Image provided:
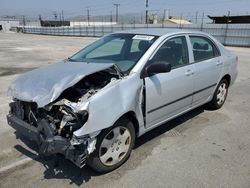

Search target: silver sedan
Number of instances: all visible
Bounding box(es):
[7,29,238,173]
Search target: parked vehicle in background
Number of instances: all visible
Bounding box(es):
[7,29,238,173]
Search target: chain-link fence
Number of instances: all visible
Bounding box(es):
[22,23,250,47]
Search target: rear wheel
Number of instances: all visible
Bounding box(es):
[208,79,229,109]
[87,117,135,173]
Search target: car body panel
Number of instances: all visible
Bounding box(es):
[8,61,114,107]
[73,73,145,137]
[191,56,222,106]
[145,64,195,127]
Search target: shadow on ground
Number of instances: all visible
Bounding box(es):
[14,106,205,186]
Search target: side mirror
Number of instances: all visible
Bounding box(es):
[141,61,171,78]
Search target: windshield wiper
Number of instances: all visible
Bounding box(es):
[112,64,124,78]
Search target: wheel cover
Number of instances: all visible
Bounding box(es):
[217,83,227,105]
[99,126,131,166]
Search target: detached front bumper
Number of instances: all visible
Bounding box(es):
[7,114,88,168]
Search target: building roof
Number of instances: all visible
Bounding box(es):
[40,20,70,27]
[162,18,191,24]
[208,15,250,24]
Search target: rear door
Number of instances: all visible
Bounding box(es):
[144,35,195,128]
[188,35,222,106]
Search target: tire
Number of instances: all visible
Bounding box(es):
[87,117,135,173]
[208,79,229,109]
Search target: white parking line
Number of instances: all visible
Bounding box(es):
[0,157,32,173]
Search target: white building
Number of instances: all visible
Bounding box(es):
[70,21,116,27]
[0,19,20,31]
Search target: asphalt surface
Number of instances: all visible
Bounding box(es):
[0,32,249,188]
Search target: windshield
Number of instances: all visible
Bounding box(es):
[69,33,158,74]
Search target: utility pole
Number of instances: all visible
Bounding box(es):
[86,7,90,26]
[195,11,198,24]
[145,0,149,24]
[179,13,183,29]
[226,10,231,23]
[59,13,62,22]
[201,12,204,31]
[38,14,42,21]
[113,3,120,23]
[53,12,58,20]
[224,11,230,45]
[62,10,64,22]
[38,15,42,27]
[22,15,26,26]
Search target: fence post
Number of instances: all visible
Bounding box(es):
[102,24,104,36]
[86,26,88,36]
[223,11,230,45]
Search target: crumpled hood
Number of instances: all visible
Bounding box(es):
[8,61,114,107]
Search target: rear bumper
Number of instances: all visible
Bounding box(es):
[7,114,88,168]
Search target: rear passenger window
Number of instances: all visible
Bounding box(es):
[152,36,189,69]
[190,36,220,62]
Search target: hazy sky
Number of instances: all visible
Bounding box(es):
[1,0,250,19]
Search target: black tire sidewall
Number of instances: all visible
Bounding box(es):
[87,117,135,173]
[210,79,229,109]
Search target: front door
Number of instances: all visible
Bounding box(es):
[144,35,194,128]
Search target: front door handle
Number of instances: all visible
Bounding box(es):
[216,61,223,66]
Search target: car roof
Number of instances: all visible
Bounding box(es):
[115,28,205,37]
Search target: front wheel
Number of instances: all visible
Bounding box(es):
[87,117,135,173]
[208,79,229,109]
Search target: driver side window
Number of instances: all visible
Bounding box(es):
[152,36,189,69]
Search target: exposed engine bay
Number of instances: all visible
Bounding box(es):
[8,67,120,167]
[11,68,119,139]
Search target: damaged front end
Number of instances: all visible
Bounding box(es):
[7,62,121,168]
[7,100,91,168]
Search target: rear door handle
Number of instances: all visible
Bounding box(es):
[185,69,194,76]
